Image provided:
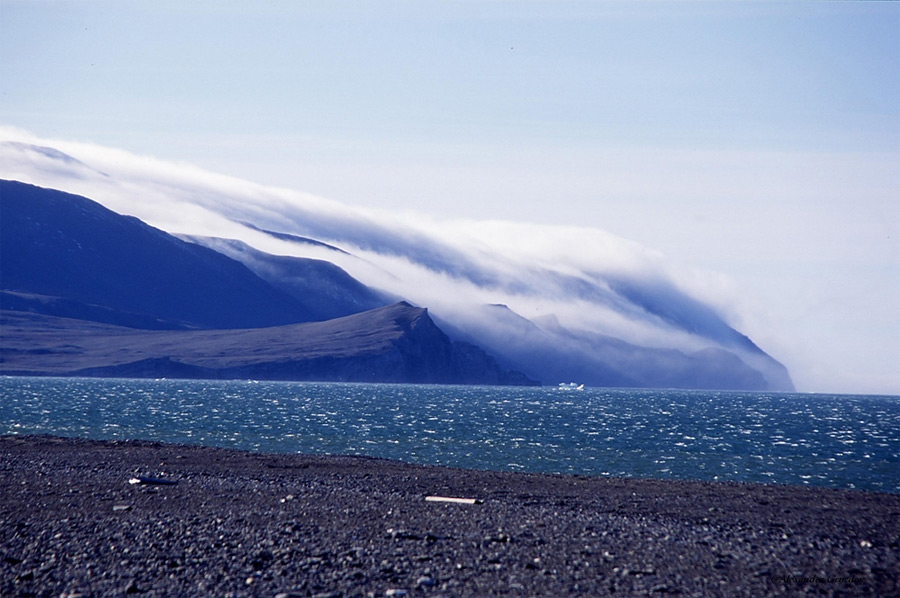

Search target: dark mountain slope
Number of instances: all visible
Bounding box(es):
[181,235,392,321]
[439,304,775,391]
[0,303,536,385]
[0,181,346,329]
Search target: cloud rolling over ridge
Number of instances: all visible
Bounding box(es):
[0,128,791,389]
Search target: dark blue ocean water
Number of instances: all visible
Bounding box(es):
[2,377,898,493]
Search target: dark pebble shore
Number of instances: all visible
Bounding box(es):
[2,435,898,597]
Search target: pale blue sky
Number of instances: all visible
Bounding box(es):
[3,2,897,156]
[2,1,899,393]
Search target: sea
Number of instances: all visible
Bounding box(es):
[2,376,898,493]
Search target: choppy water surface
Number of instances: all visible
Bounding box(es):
[2,377,898,492]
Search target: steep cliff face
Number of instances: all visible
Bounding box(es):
[439,304,787,392]
[385,304,535,385]
[0,304,538,385]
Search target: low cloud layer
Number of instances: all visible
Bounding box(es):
[1,127,788,387]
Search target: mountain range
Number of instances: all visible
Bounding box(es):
[0,138,794,390]
[0,181,530,385]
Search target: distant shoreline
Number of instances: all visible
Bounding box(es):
[2,434,897,597]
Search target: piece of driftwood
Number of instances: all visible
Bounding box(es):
[424,495,483,505]
[128,476,178,486]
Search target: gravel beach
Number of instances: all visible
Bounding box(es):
[2,435,897,597]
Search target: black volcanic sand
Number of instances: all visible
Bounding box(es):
[2,436,898,598]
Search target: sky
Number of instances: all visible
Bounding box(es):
[1,1,898,394]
